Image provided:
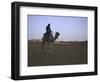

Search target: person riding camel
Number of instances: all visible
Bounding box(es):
[44,24,53,41]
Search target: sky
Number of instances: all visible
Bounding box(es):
[28,15,88,41]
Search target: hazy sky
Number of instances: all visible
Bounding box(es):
[28,15,88,41]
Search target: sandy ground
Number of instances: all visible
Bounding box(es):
[28,41,87,66]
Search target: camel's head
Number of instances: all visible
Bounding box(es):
[55,32,60,38]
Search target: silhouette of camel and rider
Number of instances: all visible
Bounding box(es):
[42,24,60,54]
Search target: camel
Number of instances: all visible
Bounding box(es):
[42,32,60,54]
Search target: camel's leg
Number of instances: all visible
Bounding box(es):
[51,43,54,54]
[41,41,45,53]
[48,42,54,54]
[47,42,50,54]
[52,43,54,54]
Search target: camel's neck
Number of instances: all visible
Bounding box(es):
[53,36,58,42]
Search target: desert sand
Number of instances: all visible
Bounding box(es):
[28,40,87,67]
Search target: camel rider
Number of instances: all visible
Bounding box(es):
[45,24,53,40]
[46,24,52,33]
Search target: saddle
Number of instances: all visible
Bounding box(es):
[44,32,53,42]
